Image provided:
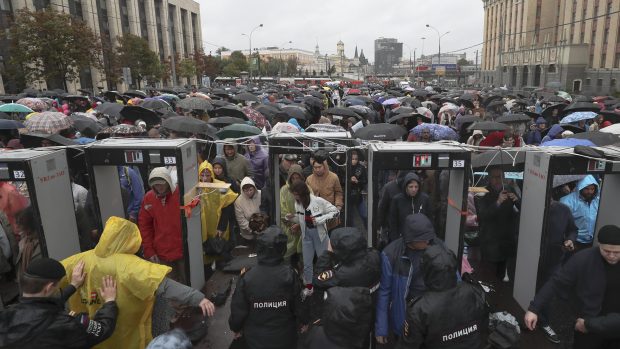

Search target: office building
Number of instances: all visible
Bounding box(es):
[374,37,403,75]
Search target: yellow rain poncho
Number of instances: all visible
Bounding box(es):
[61,217,171,349]
[198,161,238,263]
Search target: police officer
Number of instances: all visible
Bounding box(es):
[397,245,488,349]
[313,227,381,291]
[0,258,118,348]
[229,226,307,349]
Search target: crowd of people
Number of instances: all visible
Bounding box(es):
[0,81,618,349]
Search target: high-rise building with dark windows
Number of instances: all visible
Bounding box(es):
[374,37,403,75]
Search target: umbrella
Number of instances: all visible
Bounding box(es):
[421,101,437,109]
[242,107,271,129]
[0,119,24,130]
[154,94,180,103]
[21,133,77,147]
[95,102,123,118]
[97,124,146,139]
[0,103,34,113]
[557,91,573,102]
[16,97,50,112]
[70,114,102,138]
[234,92,259,103]
[456,115,483,124]
[216,124,262,139]
[496,113,531,124]
[467,121,509,132]
[124,90,147,98]
[324,107,361,119]
[282,106,312,120]
[552,175,587,188]
[162,116,214,136]
[559,111,598,124]
[215,105,248,120]
[254,104,280,121]
[307,91,324,99]
[382,98,400,106]
[271,122,301,133]
[140,99,172,113]
[410,124,459,141]
[207,116,246,128]
[120,106,161,125]
[210,99,233,108]
[566,131,620,146]
[177,97,214,111]
[561,102,601,116]
[600,123,620,134]
[541,138,596,147]
[471,150,526,170]
[103,91,124,102]
[354,123,407,141]
[303,96,324,109]
[551,124,585,135]
[541,103,567,119]
[412,90,429,97]
[388,112,417,124]
[24,112,73,134]
[63,95,90,102]
[485,100,506,109]
[345,98,366,106]
[306,124,347,132]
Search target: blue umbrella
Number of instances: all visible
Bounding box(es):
[0,119,24,129]
[410,123,459,141]
[559,111,597,124]
[541,138,596,147]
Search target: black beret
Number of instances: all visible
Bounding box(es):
[25,258,66,280]
[598,225,620,245]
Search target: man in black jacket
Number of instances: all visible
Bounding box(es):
[524,225,620,348]
[397,245,488,348]
[0,258,118,349]
[388,172,433,242]
[229,226,307,349]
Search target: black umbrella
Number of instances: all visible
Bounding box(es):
[0,119,23,129]
[304,96,324,109]
[354,123,407,141]
[63,95,90,102]
[124,90,147,98]
[95,102,123,118]
[394,107,415,114]
[140,99,172,113]
[458,99,475,108]
[307,91,324,99]
[412,90,429,97]
[21,133,77,148]
[541,103,567,119]
[567,131,620,146]
[482,95,503,107]
[69,114,102,138]
[467,121,509,132]
[234,92,259,103]
[324,107,360,118]
[496,113,531,124]
[471,150,526,170]
[599,111,620,124]
[177,97,214,111]
[282,106,312,120]
[387,112,417,124]
[120,105,161,125]
[215,105,248,120]
[0,112,11,120]
[456,115,483,124]
[485,100,506,109]
[557,124,586,134]
[524,111,541,119]
[162,116,214,136]
[103,91,124,102]
[207,116,246,128]
[561,102,601,116]
[210,99,233,108]
[216,124,262,139]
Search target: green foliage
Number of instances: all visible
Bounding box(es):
[457,58,470,66]
[6,8,103,89]
[116,34,162,88]
[220,50,248,77]
[178,58,196,80]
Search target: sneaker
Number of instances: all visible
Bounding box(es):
[541,325,560,344]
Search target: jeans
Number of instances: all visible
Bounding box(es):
[302,227,329,284]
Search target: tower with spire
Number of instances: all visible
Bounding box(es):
[359,49,368,65]
[337,40,344,57]
[354,45,359,59]
[314,44,320,57]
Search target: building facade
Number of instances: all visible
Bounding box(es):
[374,37,403,75]
[0,0,202,94]
[481,0,620,94]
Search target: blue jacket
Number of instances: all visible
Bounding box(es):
[375,214,444,337]
[118,166,145,220]
[559,175,599,243]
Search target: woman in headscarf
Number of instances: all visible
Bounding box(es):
[198,161,238,265]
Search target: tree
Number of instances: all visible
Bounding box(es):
[6,8,103,90]
[320,70,324,76]
[312,70,316,77]
[116,34,164,88]
[216,47,230,56]
[203,54,220,81]
[457,58,470,66]
[178,58,197,83]
[328,65,337,76]
[220,50,248,77]
[286,57,298,76]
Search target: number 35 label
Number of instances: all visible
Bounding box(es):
[164,156,176,165]
[452,160,465,168]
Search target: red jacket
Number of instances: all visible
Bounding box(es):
[138,188,183,262]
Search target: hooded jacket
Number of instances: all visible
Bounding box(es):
[541,124,564,143]
[560,175,600,243]
[293,194,339,243]
[229,227,304,349]
[234,177,262,239]
[466,130,485,146]
[244,137,269,189]
[0,287,117,349]
[397,246,488,349]
[377,171,411,229]
[279,165,312,258]
[212,156,240,193]
[313,227,381,290]
[223,143,253,184]
[388,173,433,242]
[138,167,183,262]
[376,214,446,337]
[306,160,344,209]
[61,217,171,349]
[304,287,373,349]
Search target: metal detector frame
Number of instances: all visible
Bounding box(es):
[84,138,204,289]
[514,146,620,310]
[366,142,470,256]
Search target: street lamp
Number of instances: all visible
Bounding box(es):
[279,40,292,77]
[403,43,413,78]
[421,37,426,57]
[242,23,263,81]
[426,24,450,83]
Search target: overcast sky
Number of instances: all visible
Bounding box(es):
[199,0,484,63]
